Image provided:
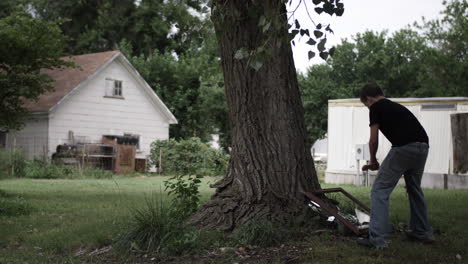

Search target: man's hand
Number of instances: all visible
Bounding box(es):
[362,162,379,171]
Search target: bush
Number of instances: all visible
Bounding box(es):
[149,137,228,176]
[0,149,27,178]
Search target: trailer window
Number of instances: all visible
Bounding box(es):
[421,104,456,111]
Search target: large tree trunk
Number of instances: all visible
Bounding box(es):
[189,0,320,230]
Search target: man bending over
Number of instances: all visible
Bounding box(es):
[357,83,434,249]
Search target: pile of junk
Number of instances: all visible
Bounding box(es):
[303,188,371,236]
[51,134,145,174]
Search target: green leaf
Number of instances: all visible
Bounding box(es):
[306,38,317,45]
[318,38,327,51]
[312,0,322,5]
[325,24,334,34]
[319,51,329,60]
[263,22,271,33]
[295,19,300,29]
[329,46,336,56]
[258,16,266,26]
[314,30,323,38]
[335,7,345,16]
[290,29,300,40]
[308,51,316,60]
[323,2,335,15]
[314,7,323,14]
[249,60,263,71]
[234,48,249,60]
[316,23,322,30]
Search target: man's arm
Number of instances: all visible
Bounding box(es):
[363,124,380,171]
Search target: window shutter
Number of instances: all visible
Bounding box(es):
[105,79,114,96]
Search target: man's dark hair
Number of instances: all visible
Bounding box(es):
[360,83,384,102]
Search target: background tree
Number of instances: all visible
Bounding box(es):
[27,0,207,57]
[120,18,226,142]
[5,0,226,142]
[299,0,467,143]
[298,64,350,144]
[416,0,468,96]
[0,12,73,130]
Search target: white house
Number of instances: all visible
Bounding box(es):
[326,97,468,189]
[2,50,177,161]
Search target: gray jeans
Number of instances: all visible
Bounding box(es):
[369,142,433,247]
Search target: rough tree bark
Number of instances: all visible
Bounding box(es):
[189,0,320,230]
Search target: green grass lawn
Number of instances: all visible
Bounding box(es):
[1,176,467,264]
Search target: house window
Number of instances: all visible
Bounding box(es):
[105,78,124,98]
[113,80,122,96]
[124,133,140,151]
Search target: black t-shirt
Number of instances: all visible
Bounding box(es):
[369,98,429,147]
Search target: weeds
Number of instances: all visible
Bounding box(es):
[0,191,32,216]
[164,174,203,219]
[78,167,113,179]
[233,219,285,247]
[25,159,74,179]
[0,149,26,178]
[117,174,206,257]
[116,195,202,257]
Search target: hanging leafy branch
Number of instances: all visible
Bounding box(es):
[232,0,345,71]
[288,0,343,61]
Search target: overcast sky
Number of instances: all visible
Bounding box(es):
[289,0,446,72]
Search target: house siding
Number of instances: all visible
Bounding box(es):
[48,58,169,159]
[6,115,49,159]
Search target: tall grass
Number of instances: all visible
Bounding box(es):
[117,195,202,256]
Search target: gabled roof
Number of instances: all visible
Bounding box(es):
[24,50,177,124]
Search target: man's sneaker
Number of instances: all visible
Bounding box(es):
[405,230,435,244]
[356,237,388,249]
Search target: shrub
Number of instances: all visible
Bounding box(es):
[24,158,74,179]
[149,137,228,176]
[164,174,203,219]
